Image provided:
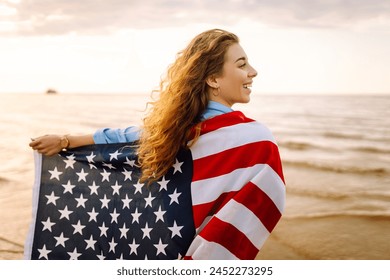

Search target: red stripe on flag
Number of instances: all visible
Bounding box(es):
[234,182,282,232]
[189,111,254,139]
[192,191,238,228]
[199,216,259,260]
[199,111,254,135]
[193,141,283,182]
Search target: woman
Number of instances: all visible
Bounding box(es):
[29,29,285,259]
[30,29,257,183]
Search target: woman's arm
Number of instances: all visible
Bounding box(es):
[29,134,95,156]
[30,126,140,156]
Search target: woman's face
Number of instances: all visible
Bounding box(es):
[210,43,258,107]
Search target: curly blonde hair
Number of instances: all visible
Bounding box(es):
[138,29,239,183]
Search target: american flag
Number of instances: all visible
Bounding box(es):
[25,111,285,260]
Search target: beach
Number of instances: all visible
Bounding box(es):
[1,93,389,260]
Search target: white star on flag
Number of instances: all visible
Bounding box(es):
[157,176,169,191]
[129,239,139,255]
[62,180,76,194]
[119,224,129,239]
[41,217,55,232]
[169,189,181,205]
[97,252,105,260]
[122,194,132,209]
[154,238,168,255]
[59,205,73,220]
[85,235,96,250]
[144,192,155,208]
[154,206,166,222]
[109,237,117,253]
[122,168,132,181]
[88,181,100,195]
[54,233,69,247]
[38,245,51,259]
[75,194,88,208]
[168,221,184,238]
[100,194,110,208]
[141,222,152,239]
[133,181,144,194]
[109,150,122,161]
[100,169,111,182]
[45,191,60,206]
[86,152,96,163]
[124,157,135,167]
[72,220,85,235]
[110,209,120,223]
[172,159,183,174]
[131,208,142,224]
[63,154,76,169]
[48,167,62,180]
[76,168,88,182]
[99,222,109,237]
[111,181,122,195]
[87,207,99,222]
[68,248,82,260]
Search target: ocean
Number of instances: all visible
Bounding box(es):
[0,93,389,259]
[236,94,390,219]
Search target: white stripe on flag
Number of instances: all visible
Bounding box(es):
[191,164,266,205]
[191,122,275,160]
[186,236,239,260]
[215,199,270,249]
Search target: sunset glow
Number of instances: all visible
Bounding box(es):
[0,0,389,95]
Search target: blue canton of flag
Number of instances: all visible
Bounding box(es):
[25,142,195,260]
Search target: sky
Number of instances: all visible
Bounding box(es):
[0,0,389,95]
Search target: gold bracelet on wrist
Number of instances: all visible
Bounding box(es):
[60,135,70,150]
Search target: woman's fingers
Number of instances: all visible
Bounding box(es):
[29,135,62,155]
[29,139,40,149]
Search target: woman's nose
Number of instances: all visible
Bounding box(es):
[249,64,258,78]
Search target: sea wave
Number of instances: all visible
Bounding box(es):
[322,131,390,143]
[323,131,364,140]
[287,188,349,200]
[278,141,317,151]
[351,146,390,154]
[279,140,390,154]
[283,211,390,220]
[283,160,389,175]
[288,188,390,201]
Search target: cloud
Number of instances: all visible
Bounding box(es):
[1,0,390,35]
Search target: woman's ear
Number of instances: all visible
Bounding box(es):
[206,75,219,89]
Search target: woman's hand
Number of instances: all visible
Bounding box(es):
[29,134,66,156]
[29,134,95,156]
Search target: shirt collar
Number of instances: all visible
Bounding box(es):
[207,101,233,113]
[201,101,234,120]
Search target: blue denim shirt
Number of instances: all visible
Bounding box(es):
[93,101,233,144]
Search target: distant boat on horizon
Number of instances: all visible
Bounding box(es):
[45,88,58,95]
